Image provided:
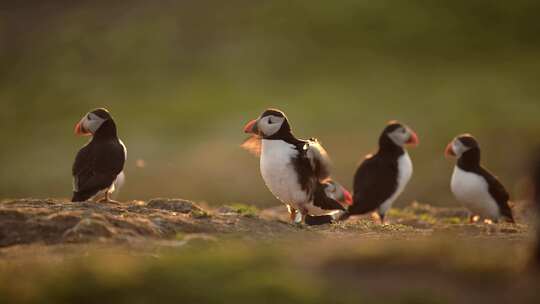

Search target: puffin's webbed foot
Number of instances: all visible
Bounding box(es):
[287,205,298,222]
[371,212,386,225]
[469,214,480,224]
[98,192,121,205]
[293,211,304,226]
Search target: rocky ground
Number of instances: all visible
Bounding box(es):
[0,198,532,247]
[0,198,538,304]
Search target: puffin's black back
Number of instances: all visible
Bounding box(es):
[349,130,404,216]
[291,144,317,197]
[72,119,125,202]
[349,153,400,215]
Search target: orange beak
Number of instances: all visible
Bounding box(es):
[342,187,353,206]
[243,119,258,134]
[406,130,419,147]
[445,142,456,157]
[74,121,91,136]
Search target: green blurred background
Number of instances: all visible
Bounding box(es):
[1,0,539,207]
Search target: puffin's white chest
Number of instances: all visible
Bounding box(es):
[451,166,500,219]
[119,139,128,160]
[260,140,308,207]
[379,152,413,214]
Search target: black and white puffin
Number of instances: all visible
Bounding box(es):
[445,134,514,223]
[347,121,418,222]
[303,121,418,225]
[243,109,349,224]
[72,108,127,203]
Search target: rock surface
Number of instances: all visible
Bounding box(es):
[0,199,531,248]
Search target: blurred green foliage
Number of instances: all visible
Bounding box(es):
[1,0,539,206]
[0,239,536,304]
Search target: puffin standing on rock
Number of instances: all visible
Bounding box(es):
[242,109,351,224]
[348,121,418,223]
[309,121,418,225]
[445,134,514,223]
[72,108,127,203]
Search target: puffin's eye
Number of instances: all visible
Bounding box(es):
[87,114,92,120]
[268,117,273,124]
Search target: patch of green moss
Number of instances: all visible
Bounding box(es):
[191,209,211,219]
[226,203,259,217]
[387,208,416,219]
[417,213,437,224]
[441,217,463,225]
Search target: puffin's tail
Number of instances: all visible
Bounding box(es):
[504,201,516,224]
[71,190,95,202]
[506,215,516,224]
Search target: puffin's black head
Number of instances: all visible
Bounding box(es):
[380,121,419,148]
[243,108,292,139]
[445,134,479,158]
[75,108,113,136]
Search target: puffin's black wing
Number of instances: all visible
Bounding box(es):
[479,167,514,222]
[72,140,125,202]
[305,138,332,181]
[312,182,346,211]
[348,154,398,215]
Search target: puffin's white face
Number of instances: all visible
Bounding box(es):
[323,181,339,200]
[445,134,480,158]
[387,126,418,147]
[75,111,108,136]
[446,136,476,158]
[257,114,285,137]
[451,139,470,158]
[83,112,107,134]
[244,109,288,138]
[323,180,353,205]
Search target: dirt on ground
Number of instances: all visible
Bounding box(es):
[0,198,539,304]
[0,198,533,248]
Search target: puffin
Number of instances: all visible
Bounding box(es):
[243,109,349,224]
[302,179,353,225]
[72,108,127,203]
[347,121,418,222]
[445,134,514,223]
[316,179,353,210]
[302,121,419,225]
